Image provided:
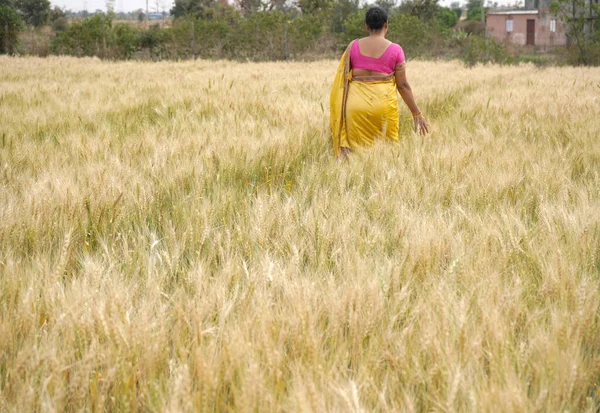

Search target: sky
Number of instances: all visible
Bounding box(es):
[50,0,518,13]
[51,0,175,13]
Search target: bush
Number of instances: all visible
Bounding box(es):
[38,3,511,64]
[467,7,486,21]
[452,7,462,20]
[462,34,510,66]
[137,24,174,60]
[52,14,113,57]
[234,11,289,60]
[51,15,67,31]
[289,14,323,56]
[340,9,433,58]
[436,7,458,29]
[113,23,137,59]
[457,19,485,35]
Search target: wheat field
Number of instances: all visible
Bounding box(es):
[1,56,600,412]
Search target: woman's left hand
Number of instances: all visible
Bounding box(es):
[414,116,430,135]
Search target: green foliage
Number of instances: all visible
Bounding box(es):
[138,24,174,59]
[289,14,323,54]
[436,6,458,28]
[338,8,366,42]
[397,0,441,21]
[467,6,486,21]
[49,8,324,61]
[462,34,509,66]
[340,9,433,58]
[550,0,600,65]
[445,28,469,48]
[15,0,50,27]
[30,0,521,65]
[387,12,433,57]
[329,0,358,33]
[452,7,462,20]
[50,6,67,31]
[171,0,217,19]
[51,16,67,31]
[49,5,64,21]
[296,0,334,14]
[113,23,137,59]
[52,14,113,57]
[0,4,22,53]
[466,0,481,13]
[235,11,289,59]
[374,0,395,12]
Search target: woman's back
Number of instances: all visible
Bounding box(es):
[350,37,405,76]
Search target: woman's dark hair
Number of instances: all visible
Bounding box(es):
[365,6,388,32]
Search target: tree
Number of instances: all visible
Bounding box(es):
[295,0,333,14]
[397,0,441,21]
[550,0,600,65]
[465,0,479,13]
[467,6,485,20]
[0,4,22,53]
[450,2,462,20]
[49,5,64,20]
[49,5,66,30]
[170,0,217,18]
[437,6,458,27]
[330,0,358,33]
[375,0,396,13]
[15,0,50,27]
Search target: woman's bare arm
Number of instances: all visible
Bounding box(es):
[395,65,429,135]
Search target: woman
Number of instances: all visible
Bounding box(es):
[330,6,429,160]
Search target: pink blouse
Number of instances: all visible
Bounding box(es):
[349,41,405,75]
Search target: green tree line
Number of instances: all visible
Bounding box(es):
[1,0,598,65]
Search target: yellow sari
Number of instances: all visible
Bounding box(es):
[330,40,399,157]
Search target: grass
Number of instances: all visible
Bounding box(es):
[1,56,600,412]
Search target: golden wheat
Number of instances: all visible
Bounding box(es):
[1,56,600,412]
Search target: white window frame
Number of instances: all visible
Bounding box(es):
[506,19,514,33]
[550,19,556,33]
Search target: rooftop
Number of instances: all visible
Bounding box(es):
[487,10,539,15]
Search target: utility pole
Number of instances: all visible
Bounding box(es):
[191,20,197,59]
[4,23,8,54]
[146,0,149,25]
[482,0,489,59]
[284,22,289,61]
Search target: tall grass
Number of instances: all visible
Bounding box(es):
[1,56,600,411]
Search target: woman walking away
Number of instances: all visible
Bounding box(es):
[330,6,429,161]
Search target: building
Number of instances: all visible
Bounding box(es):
[486,1,568,48]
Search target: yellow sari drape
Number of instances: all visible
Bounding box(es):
[329,41,400,157]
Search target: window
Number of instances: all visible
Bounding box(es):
[550,19,556,32]
[506,19,514,32]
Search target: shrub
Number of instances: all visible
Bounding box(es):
[113,23,137,59]
[462,34,509,66]
[339,10,432,58]
[51,15,68,31]
[137,24,173,60]
[52,14,113,57]
[436,7,458,29]
[467,7,485,21]
[289,14,323,56]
